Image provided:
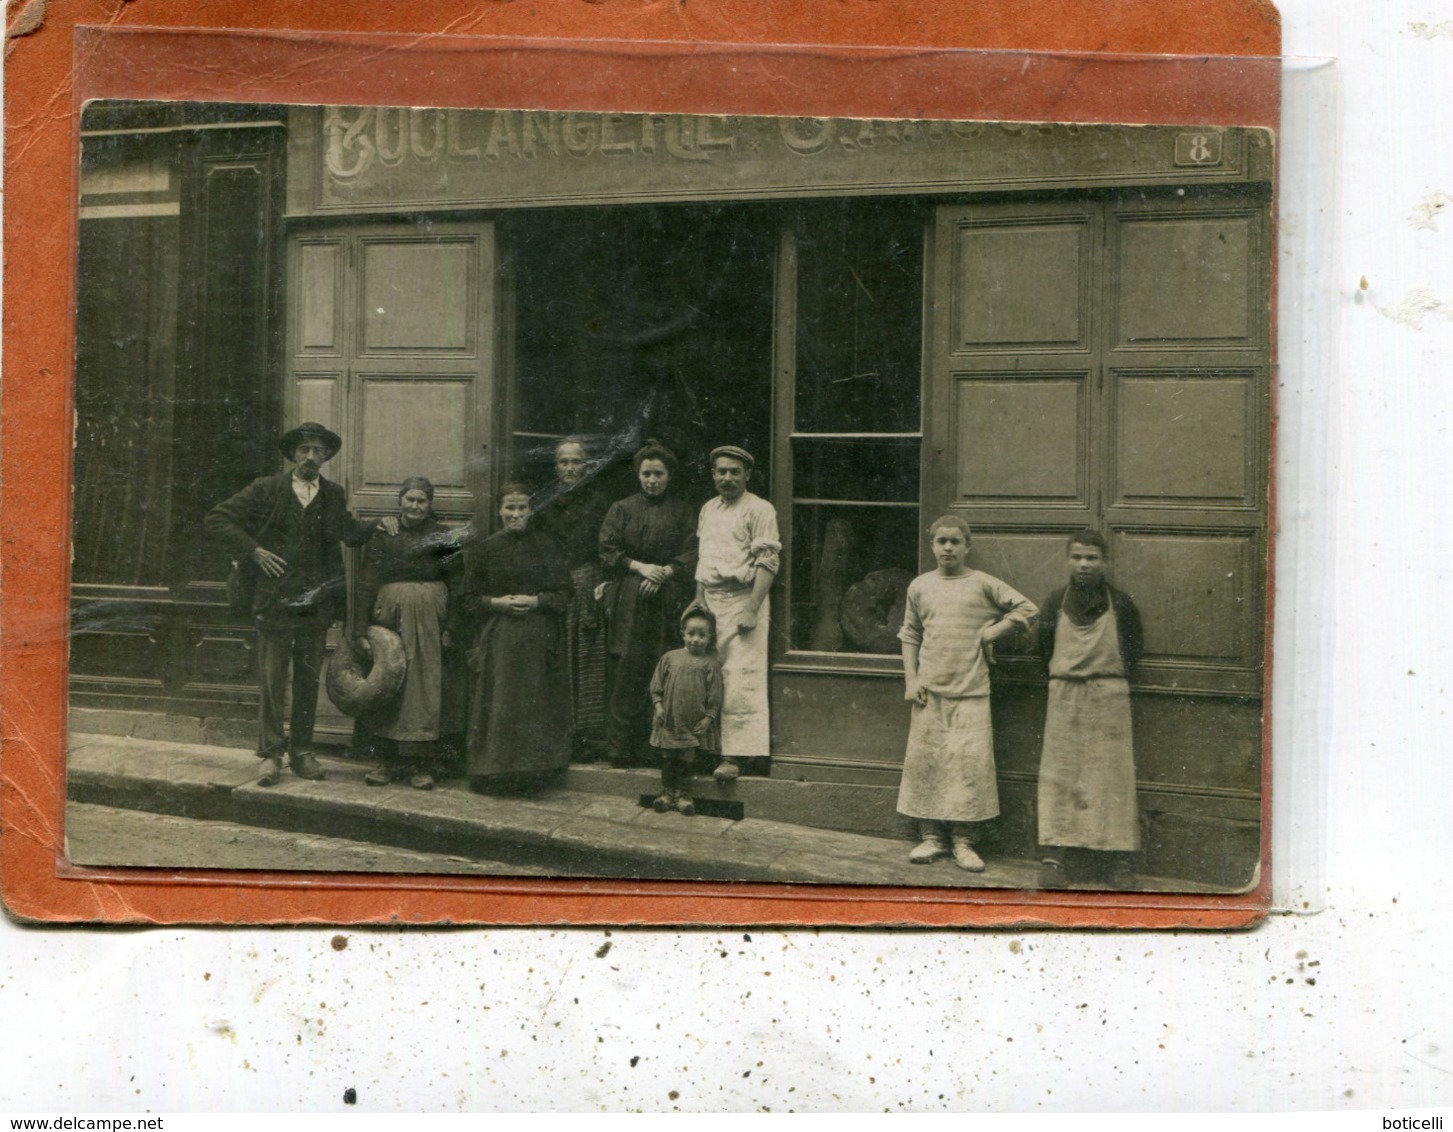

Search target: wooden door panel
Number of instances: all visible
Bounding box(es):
[954,373,1088,507]
[1112,210,1262,349]
[358,237,476,354]
[356,375,473,507]
[293,374,341,434]
[966,529,1077,613]
[295,238,344,354]
[1111,528,1257,667]
[947,216,1092,353]
[1113,371,1255,507]
[70,630,165,688]
[184,630,257,691]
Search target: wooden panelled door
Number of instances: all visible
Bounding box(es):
[285,219,497,737]
[925,189,1270,697]
[287,220,497,523]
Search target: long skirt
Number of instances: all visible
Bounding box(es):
[369,581,448,742]
[701,585,771,761]
[1037,677,1138,850]
[566,562,608,749]
[466,611,572,783]
[896,692,999,822]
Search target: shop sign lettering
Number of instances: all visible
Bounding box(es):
[307,109,1245,211]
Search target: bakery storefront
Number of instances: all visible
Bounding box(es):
[71,102,1271,885]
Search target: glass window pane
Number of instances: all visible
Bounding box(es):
[791,437,919,505]
[791,503,921,654]
[795,200,924,434]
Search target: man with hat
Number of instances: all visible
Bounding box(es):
[690,444,780,782]
[206,422,396,786]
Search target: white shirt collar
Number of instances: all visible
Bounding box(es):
[291,472,320,506]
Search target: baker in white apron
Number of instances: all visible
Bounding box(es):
[691,445,780,783]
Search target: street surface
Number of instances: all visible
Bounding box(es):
[64,802,554,876]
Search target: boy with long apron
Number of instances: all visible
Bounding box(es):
[897,515,1037,872]
[1036,529,1145,890]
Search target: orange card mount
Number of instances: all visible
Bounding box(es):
[3,1,1281,926]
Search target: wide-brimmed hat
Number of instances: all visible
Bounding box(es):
[279,422,342,461]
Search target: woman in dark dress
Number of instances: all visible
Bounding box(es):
[463,483,573,794]
[356,476,463,790]
[533,438,611,762]
[599,440,698,767]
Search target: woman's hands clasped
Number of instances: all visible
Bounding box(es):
[493,594,539,617]
[633,560,672,597]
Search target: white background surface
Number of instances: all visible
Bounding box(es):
[4,0,1452,1113]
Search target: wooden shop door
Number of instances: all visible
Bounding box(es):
[924,189,1271,877]
[284,219,500,741]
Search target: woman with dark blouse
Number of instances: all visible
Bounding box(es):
[356,476,462,790]
[463,483,573,793]
[532,438,611,762]
[599,440,699,767]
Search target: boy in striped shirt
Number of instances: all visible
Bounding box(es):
[897,515,1037,871]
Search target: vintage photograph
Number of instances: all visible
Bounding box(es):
[64,100,1272,894]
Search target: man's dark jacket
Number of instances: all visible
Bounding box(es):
[205,473,376,621]
[1037,584,1144,676]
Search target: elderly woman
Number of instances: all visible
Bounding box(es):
[356,476,462,790]
[599,439,698,767]
[463,483,573,794]
[532,438,611,762]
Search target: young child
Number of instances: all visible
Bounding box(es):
[1036,530,1144,890]
[649,608,724,816]
[898,515,1037,871]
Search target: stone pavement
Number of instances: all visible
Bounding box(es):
[65,732,1216,893]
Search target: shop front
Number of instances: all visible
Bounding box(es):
[71,103,1271,885]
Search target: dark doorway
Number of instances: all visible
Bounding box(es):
[504,204,776,506]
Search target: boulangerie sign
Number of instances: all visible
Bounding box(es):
[293,109,1262,211]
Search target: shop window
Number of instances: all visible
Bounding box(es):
[786,202,924,656]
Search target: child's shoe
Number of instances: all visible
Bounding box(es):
[673,789,695,816]
[652,791,674,813]
[949,830,986,872]
[908,822,951,864]
[1038,858,1070,889]
[409,770,435,791]
[712,757,740,783]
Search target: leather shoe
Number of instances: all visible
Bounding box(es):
[908,834,951,864]
[950,835,986,873]
[288,752,327,781]
[257,756,283,787]
[364,764,399,787]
